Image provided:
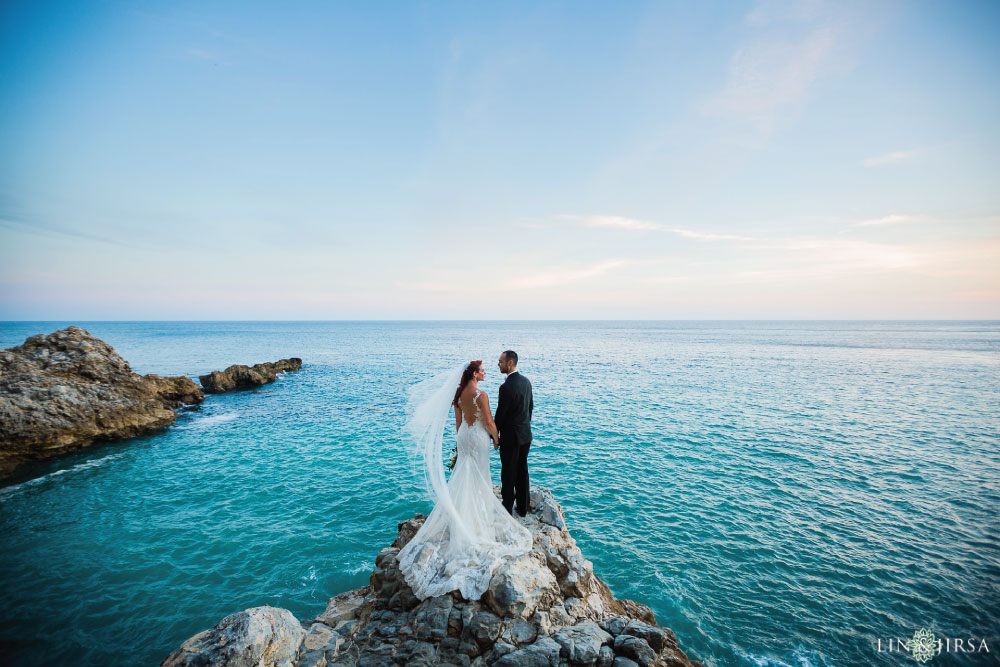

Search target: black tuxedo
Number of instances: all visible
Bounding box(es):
[494,370,533,515]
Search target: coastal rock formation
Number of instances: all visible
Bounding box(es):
[164,487,705,667]
[162,606,305,667]
[199,358,303,393]
[0,326,204,479]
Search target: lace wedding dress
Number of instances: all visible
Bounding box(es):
[397,387,533,600]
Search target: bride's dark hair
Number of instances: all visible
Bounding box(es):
[453,360,483,407]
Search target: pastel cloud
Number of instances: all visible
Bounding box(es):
[703,27,838,119]
[559,214,757,242]
[854,214,925,227]
[561,212,928,273]
[505,259,629,290]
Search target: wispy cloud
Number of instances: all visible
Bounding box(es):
[669,228,757,242]
[506,259,628,289]
[862,149,918,167]
[703,26,838,120]
[559,211,927,273]
[854,214,925,227]
[558,214,756,242]
[0,217,146,249]
[760,238,920,270]
[563,214,662,231]
[699,0,866,138]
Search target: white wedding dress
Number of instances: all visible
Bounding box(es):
[396,388,533,600]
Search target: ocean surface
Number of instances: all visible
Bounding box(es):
[0,321,998,666]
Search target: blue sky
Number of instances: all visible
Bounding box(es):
[1,0,998,319]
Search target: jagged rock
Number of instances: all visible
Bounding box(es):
[413,596,454,641]
[199,358,302,393]
[530,487,567,530]
[503,619,538,646]
[493,635,562,667]
[395,638,437,665]
[598,617,628,636]
[298,649,327,667]
[391,514,426,549]
[619,621,672,654]
[553,620,611,666]
[161,606,305,667]
[143,373,206,407]
[440,635,477,664]
[483,551,560,620]
[315,586,371,626]
[612,634,657,667]
[0,326,204,479]
[611,658,639,667]
[467,610,502,648]
[164,488,706,667]
[303,623,335,651]
[532,610,553,637]
[489,640,516,660]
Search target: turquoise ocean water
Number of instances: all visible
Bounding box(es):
[0,321,997,666]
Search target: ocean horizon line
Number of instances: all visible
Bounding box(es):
[3,318,999,324]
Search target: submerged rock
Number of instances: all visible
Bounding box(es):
[0,326,204,479]
[164,487,706,667]
[199,358,302,393]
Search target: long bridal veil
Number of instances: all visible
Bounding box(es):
[397,362,532,600]
[402,363,472,541]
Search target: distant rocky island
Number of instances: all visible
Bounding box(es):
[200,358,303,393]
[0,326,302,480]
[163,487,705,667]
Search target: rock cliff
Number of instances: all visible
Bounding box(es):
[0,326,204,479]
[0,327,306,480]
[163,487,705,667]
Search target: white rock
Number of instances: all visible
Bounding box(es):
[161,605,305,667]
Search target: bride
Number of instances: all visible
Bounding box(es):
[396,360,533,601]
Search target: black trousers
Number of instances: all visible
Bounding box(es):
[499,441,531,515]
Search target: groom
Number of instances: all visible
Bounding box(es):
[494,350,533,517]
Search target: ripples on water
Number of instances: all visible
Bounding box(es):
[0,321,998,666]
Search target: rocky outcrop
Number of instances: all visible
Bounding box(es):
[0,326,204,479]
[165,488,705,667]
[199,359,302,393]
[162,606,305,667]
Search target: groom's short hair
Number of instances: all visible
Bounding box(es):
[503,350,518,367]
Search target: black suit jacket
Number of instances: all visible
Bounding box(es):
[494,371,533,447]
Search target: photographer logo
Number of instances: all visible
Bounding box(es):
[876,627,991,661]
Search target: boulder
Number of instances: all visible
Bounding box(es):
[613,635,657,667]
[314,586,370,626]
[553,620,612,666]
[161,606,305,667]
[493,635,562,667]
[483,551,561,620]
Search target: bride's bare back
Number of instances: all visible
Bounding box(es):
[455,384,499,444]
[458,386,484,426]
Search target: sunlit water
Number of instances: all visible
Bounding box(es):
[0,321,997,666]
